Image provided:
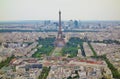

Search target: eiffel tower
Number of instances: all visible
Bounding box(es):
[54,11,65,47]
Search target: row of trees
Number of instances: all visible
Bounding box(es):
[0,55,14,69]
[88,42,97,57]
[98,55,120,78]
[93,39,120,45]
[38,67,50,79]
[32,37,55,58]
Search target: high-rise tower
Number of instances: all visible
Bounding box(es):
[54,11,65,47]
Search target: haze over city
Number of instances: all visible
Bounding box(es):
[0,0,120,21]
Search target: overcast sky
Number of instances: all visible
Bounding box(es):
[0,0,120,21]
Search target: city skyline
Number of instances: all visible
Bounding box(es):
[0,0,120,21]
[0,0,120,79]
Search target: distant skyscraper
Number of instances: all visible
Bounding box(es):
[74,20,79,28]
[54,11,65,47]
[44,20,50,26]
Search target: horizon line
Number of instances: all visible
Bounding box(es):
[0,19,120,23]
